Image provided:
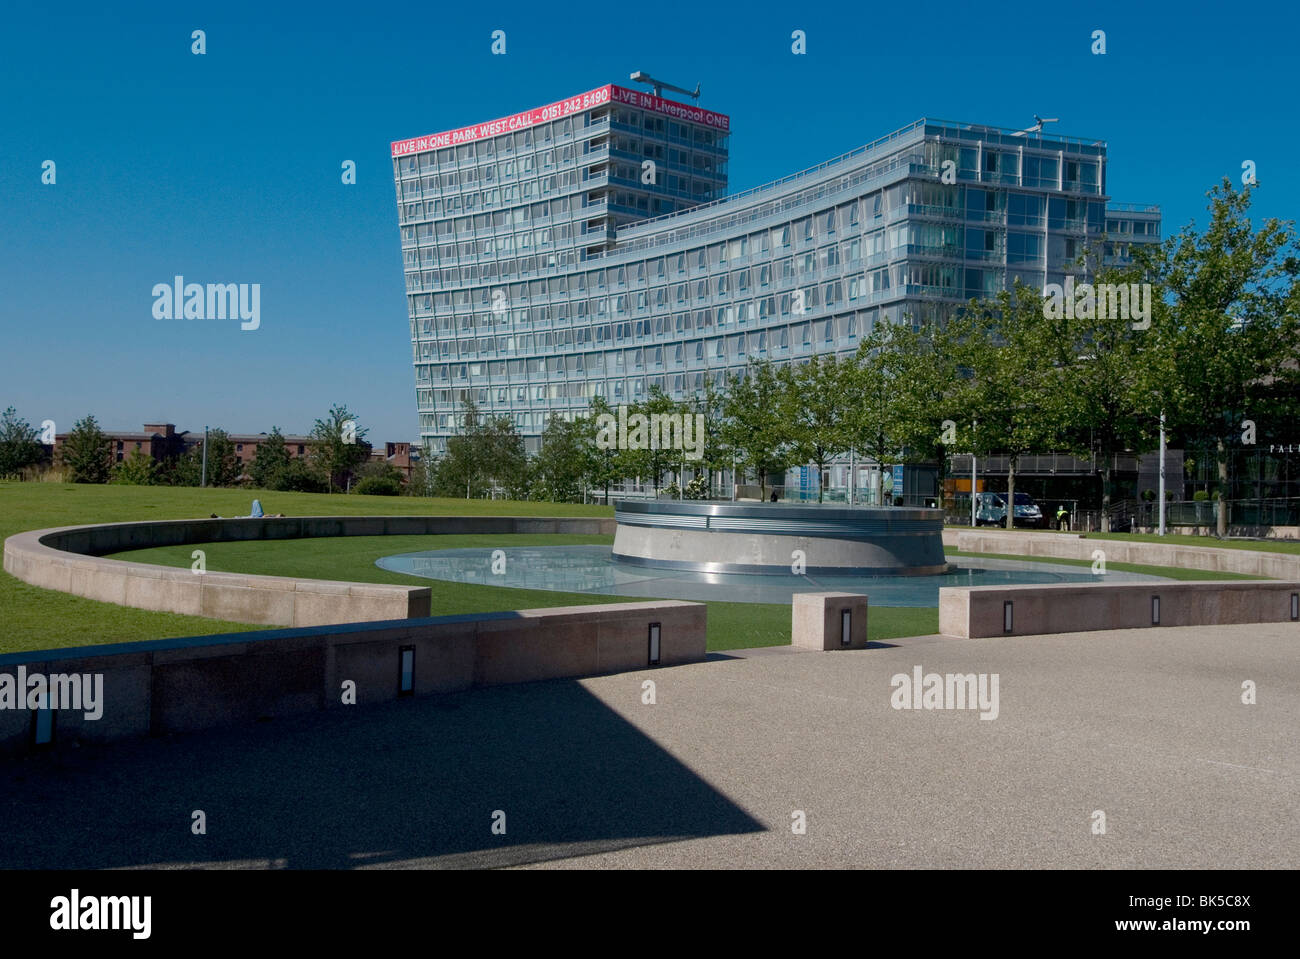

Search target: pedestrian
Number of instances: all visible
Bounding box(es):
[1056,504,1070,531]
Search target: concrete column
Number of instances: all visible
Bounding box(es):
[792,592,869,650]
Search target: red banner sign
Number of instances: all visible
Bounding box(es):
[391,84,729,158]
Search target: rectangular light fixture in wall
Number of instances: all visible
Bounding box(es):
[841,609,851,646]
[32,707,54,746]
[1291,593,1298,621]
[399,645,415,696]
[1151,595,1160,625]
[648,623,661,666]
[1003,600,1013,634]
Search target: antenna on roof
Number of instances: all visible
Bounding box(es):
[1013,114,1060,136]
[629,70,700,101]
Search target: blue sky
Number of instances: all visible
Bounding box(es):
[2,0,1296,443]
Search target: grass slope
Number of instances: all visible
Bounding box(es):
[1,484,931,653]
[5,484,1275,656]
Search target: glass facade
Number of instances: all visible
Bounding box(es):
[393,96,1160,454]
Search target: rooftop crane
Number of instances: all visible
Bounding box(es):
[629,70,701,101]
[1013,114,1060,136]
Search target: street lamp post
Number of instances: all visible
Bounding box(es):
[1158,411,1167,536]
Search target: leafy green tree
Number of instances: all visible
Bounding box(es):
[310,404,370,492]
[199,428,240,487]
[1142,179,1300,535]
[691,376,729,497]
[0,407,43,478]
[631,387,687,497]
[781,353,853,502]
[433,397,528,499]
[1047,249,1161,530]
[848,328,906,504]
[272,457,329,493]
[404,444,437,497]
[60,415,113,484]
[110,448,158,485]
[881,318,965,511]
[249,427,292,489]
[533,413,588,503]
[957,287,1066,529]
[722,359,792,500]
[583,396,625,503]
[353,462,403,496]
[480,413,529,499]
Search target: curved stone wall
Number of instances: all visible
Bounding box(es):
[4,515,617,628]
[613,501,949,574]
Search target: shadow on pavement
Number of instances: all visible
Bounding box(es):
[0,677,764,869]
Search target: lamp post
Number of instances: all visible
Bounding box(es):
[200,425,208,488]
[970,419,978,528]
[1158,411,1167,536]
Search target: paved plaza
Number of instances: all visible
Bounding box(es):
[1,623,1295,869]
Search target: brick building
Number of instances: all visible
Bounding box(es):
[50,424,415,484]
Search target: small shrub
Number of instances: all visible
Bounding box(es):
[353,476,401,496]
[1193,490,1209,502]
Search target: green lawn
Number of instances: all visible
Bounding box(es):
[103,532,942,652]
[2,483,1279,657]
[0,483,933,653]
[0,483,607,655]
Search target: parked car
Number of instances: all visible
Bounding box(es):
[975,492,1044,528]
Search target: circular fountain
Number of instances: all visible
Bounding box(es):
[612,501,951,576]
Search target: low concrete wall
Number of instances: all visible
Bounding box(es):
[939,580,1300,638]
[3,515,617,628]
[0,599,702,755]
[942,528,1300,579]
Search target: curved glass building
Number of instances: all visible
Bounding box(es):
[392,83,1160,459]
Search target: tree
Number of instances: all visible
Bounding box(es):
[848,328,906,504]
[405,444,437,497]
[882,318,965,512]
[273,457,329,493]
[352,460,405,496]
[0,407,43,478]
[533,413,588,503]
[624,387,684,497]
[583,396,625,503]
[480,413,529,499]
[249,427,292,489]
[433,397,528,499]
[310,404,370,492]
[781,353,852,503]
[1143,179,1300,535]
[60,415,113,484]
[957,287,1066,529]
[1047,248,1161,530]
[691,376,729,497]
[110,448,158,485]
[722,359,792,500]
[198,428,240,487]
